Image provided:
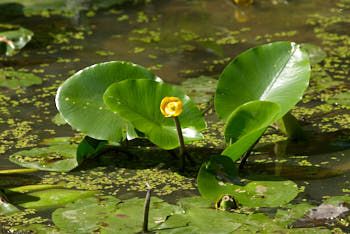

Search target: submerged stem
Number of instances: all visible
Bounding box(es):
[143,182,152,233]
[174,116,185,171]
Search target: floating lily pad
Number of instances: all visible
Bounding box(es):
[56,61,158,143]
[326,91,350,107]
[104,79,206,150]
[274,203,315,227]
[0,70,42,88]
[6,188,96,210]
[52,196,178,233]
[301,43,327,65]
[180,76,218,104]
[0,27,33,55]
[11,224,61,234]
[215,41,310,120]
[9,144,78,172]
[197,156,299,207]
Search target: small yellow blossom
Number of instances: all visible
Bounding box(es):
[160,97,183,117]
[234,0,253,7]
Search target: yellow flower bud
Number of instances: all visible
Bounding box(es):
[160,97,183,117]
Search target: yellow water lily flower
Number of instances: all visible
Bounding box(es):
[160,97,183,117]
[234,0,253,7]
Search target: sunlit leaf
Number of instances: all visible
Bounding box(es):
[56,61,159,143]
[104,79,206,149]
[215,41,310,120]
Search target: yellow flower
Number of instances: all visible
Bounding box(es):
[234,0,253,7]
[160,97,183,117]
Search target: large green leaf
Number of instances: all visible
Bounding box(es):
[215,41,310,120]
[9,144,78,172]
[6,188,96,210]
[52,196,178,233]
[0,27,33,55]
[197,156,299,207]
[56,61,158,142]
[222,101,281,161]
[104,79,206,150]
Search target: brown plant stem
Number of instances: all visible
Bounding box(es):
[174,116,185,171]
[143,182,152,233]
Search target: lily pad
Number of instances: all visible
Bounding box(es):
[180,76,218,104]
[11,224,61,234]
[326,91,350,107]
[56,61,158,143]
[197,156,299,207]
[223,101,281,161]
[0,70,42,88]
[104,79,206,150]
[9,144,78,172]
[215,41,310,120]
[274,203,316,227]
[301,43,327,65]
[6,188,96,210]
[52,196,178,233]
[0,27,33,55]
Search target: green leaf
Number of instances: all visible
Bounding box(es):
[9,144,79,172]
[11,224,61,234]
[326,91,350,107]
[76,136,107,164]
[0,190,19,215]
[56,61,158,143]
[274,112,305,141]
[197,156,299,207]
[0,70,42,89]
[0,27,33,55]
[179,75,218,104]
[300,43,327,65]
[104,79,206,150]
[7,188,96,210]
[274,203,315,227]
[215,41,310,121]
[222,101,281,161]
[52,196,178,233]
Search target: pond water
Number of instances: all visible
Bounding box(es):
[0,0,349,232]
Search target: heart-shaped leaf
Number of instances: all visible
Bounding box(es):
[52,196,177,233]
[7,188,96,210]
[215,41,310,120]
[0,70,42,89]
[104,79,206,150]
[9,144,78,172]
[197,156,299,207]
[56,61,159,143]
[222,101,281,161]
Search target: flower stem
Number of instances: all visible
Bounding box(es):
[143,182,152,233]
[174,116,185,171]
